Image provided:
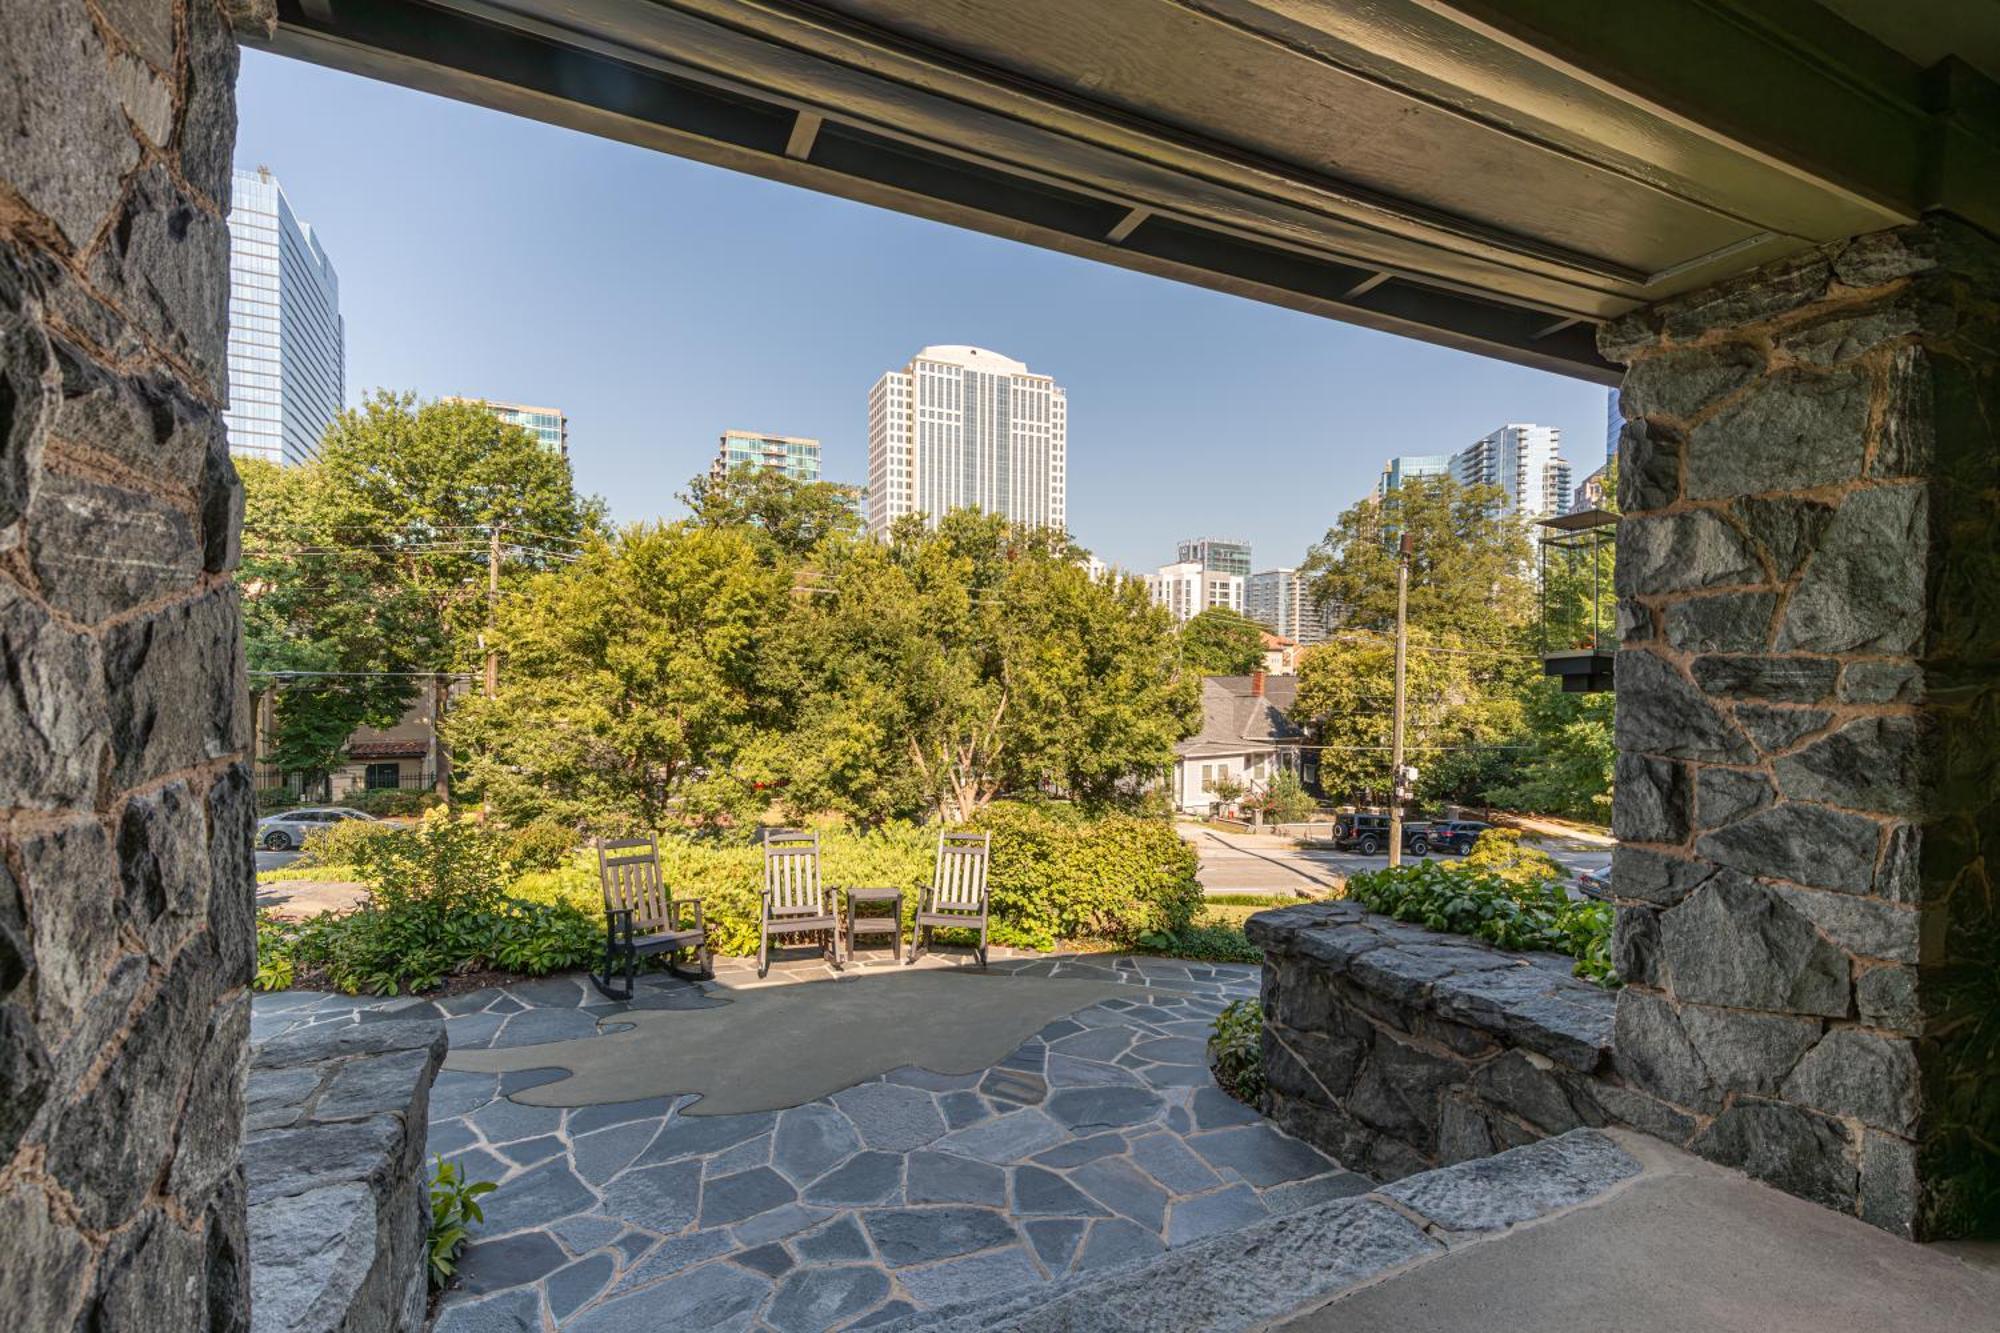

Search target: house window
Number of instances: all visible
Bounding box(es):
[364,762,401,790]
[1201,764,1214,793]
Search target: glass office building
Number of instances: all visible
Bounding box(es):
[1176,537,1252,577]
[713,429,821,482]
[444,399,569,457]
[224,167,345,465]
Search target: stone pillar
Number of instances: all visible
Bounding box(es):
[1,0,254,1326]
[1603,217,1999,1240]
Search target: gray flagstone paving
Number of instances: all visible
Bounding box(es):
[253,956,1369,1330]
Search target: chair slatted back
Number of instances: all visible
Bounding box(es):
[598,837,672,932]
[764,830,825,918]
[932,831,991,914]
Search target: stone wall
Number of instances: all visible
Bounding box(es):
[1602,217,2000,1239]
[1245,903,1633,1180]
[0,0,254,1325]
[244,1016,448,1333]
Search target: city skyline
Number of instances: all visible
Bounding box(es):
[231,51,1614,569]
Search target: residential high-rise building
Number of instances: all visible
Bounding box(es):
[224,166,344,465]
[1246,568,1326,645]
[1176,537,1252,577]
[1449,424,1572,519]
[712,429,821,483]
[1571,463,1611,513]
[446,398,568,457]
[1148,560,1243,622]
[866,345,1066,537]
[1376,454,1451,500]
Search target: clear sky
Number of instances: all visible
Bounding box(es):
[233,51,1614,573]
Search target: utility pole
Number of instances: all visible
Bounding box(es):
[1388,531,1411,868]
[484,524,502,699]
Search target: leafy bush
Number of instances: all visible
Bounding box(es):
[973,804,1203,949]
[1208,998,1265,1101]
[341,788,446,817]
[502,819,580,875]
[1462,827,1565,885]
[1138,921,1263,963]
[255,913,296,990]
[1346,857,1616,987]
[428,1155,497,1288]
[296,817,400,868]
[1250,771,1317,825]
[257,787,303,812]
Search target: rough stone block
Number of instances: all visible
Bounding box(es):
[1773,716,1931,816]
[1776,304,1920,366]
[1658,873,1850,1016]
[0,581,109,810]
[1694,802,1881,895]
[1734,496,1834,582]
[103,585,248,790]
[0,0,140,248]
[1856,964,1919,1031]
[1678,1004,1819,1099]
[1838,660,1922,704]
[1616,418,1681,512]
[1691,1099,1855,1211]
[1611,989,1714,1112]
[1858,1131,1919,1238]
[1735,703,1832,755]
[1612,753,1690,843]
[83,164,231,394]
[1620,342,1763,421]
[1614,650,1755,762]
[1777,484,1928,654]
[1664,592,1776,655]
[1379,1130,1640,1233]
[1609,847,1714,907]
[179,0,242,206]
[1611,906,1659,988]
[1782,1029,1919,1133]
[0,254,50,547]
[1694,767,1774,831]
[1685,367,1869,500]
[1617,510,1762,597]
[1769,885,1916,963]
[1689,654,1836,703]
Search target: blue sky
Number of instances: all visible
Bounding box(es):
[233,51,1613,572]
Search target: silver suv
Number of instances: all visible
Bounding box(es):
[257,806,376,851]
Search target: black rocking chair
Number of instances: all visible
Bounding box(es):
[591,836,711,1000]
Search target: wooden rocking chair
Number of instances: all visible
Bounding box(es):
[910,831,993,968]
[760,829,842,977]
[591,837,710,1000]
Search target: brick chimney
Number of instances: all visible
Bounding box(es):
[1250,670,1266,697]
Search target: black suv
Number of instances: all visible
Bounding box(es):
[1331,814,1431,857]
[1430,821,1491,855]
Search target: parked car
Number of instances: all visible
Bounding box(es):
[1331,813,1432,857]
[257,806,377,851]
[1430,820,1491,855]
[1574,863,1612,900]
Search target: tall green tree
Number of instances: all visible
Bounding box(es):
[238,392,602,783]
[1180,608,1266,675]
[448,523,792,829]
[681,464,862,559]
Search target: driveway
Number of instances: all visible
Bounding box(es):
[1182,824,1611,897]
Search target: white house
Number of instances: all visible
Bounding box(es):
[1171,672,1304,814]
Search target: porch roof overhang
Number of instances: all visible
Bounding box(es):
[247,1,2000,382]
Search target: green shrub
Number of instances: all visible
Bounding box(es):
[255,913,297,990]
[1346,858,1617,987]
[1251,771,1317,825]
[502,819,581,875]
[1138,921,1262,963]
[257,787,303,812]
[342,788,446,817]
[427,1155,496,1288]
[1462,827,1566,885]
[973,803,1202,949]
[1208,998,1265,1102]
[296,817,400,868]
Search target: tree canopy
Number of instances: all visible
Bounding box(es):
[239,391,602,780]
[1180,607,1267,675]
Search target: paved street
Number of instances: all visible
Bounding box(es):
[256,848,303,874]
[1182,824,1611,898]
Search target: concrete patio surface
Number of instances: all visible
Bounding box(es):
[1282,1132,2000,1333]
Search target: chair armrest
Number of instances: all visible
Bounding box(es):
[678,899,706,933]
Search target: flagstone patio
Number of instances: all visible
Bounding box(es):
[251,954,1365,1331]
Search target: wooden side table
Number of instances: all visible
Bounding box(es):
[844,886,904,962]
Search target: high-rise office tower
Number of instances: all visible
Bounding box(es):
[1450,424,1572,519]
[867,345,1066,537]
[446,398,568,457]
[224,166,344,465]
[1246,568,1326,644]
[712,429,821,483]
[1376,454,1451,501]
[1176,537,1252,577]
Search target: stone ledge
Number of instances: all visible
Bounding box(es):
[244,1014,446,1333]
[1247,904,1632,1179]
[880,1129,1640,1332]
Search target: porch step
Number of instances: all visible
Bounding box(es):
[882,1130,1640,1333]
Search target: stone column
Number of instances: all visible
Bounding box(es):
[1603,216,1999,1240]
[1,0,254,1326]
